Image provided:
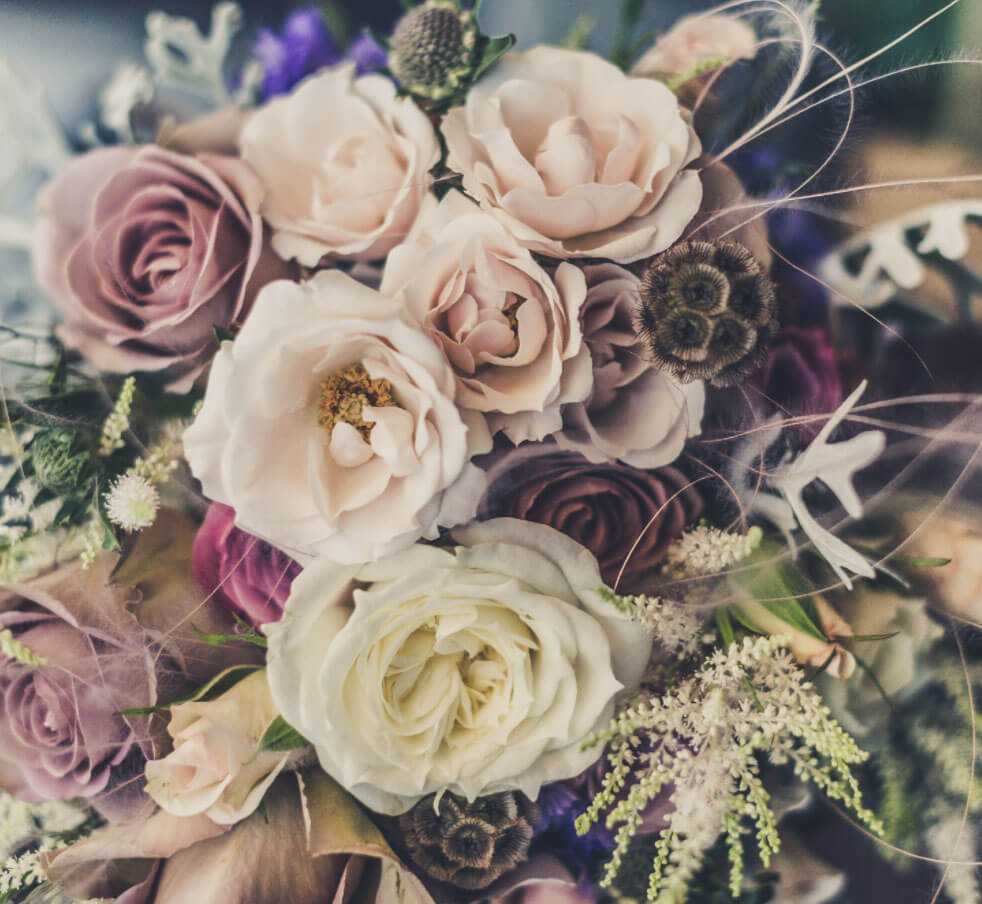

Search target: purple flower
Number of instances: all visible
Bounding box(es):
[192,503,301,629]
[254,8,339,99]
[253,11,389,101]
[749,327,842,430]
[347,31,389,74]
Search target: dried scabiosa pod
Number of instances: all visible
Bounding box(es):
[389,1,478,101]
[398,790,539,889]
[636,240,778,387]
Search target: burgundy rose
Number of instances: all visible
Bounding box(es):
[33,146,264,387]
[192,503,301,629]
[479,446,702,593]
[749,327,842,426]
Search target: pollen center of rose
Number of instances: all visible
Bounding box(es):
[317,363,399,441]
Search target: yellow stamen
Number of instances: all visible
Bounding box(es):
[317,363,398,441]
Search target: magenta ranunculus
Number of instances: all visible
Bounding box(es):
[33,145,264,388]
[192,503,301,628]
[0,558,156,819]
[750,327,842,423]
[478,446,702,593]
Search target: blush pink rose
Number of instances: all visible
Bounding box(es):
[441,46,702,263]
[381,191,593,444]
[192,503,301,629]
[33,146,263,387]
[632,13,758,78]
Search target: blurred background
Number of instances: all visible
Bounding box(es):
[0,1,979,902]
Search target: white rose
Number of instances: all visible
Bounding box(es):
[441,46,702,264]
[555,263,704,467]
[381,191,593,444]
[265,518,651,815]
[183,270,491,564]
[240,64,440,264]
[144,670,289,825]
[632,13,758,79]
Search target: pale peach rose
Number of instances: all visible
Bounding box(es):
[240,63,440,265]
[183,270,491,564]
[555,263,704,467]
[144,670,292,826]
[632,13,758,79]
[735,596,855,679]
[381,191,593,444]
[441,47,702,264]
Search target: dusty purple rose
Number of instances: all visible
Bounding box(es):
[33,146,263,387]
[479,446,703,593]
[749,327,842,425]
[192,503,301,628]
[0,559,156,819]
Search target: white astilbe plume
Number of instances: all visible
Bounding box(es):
[666,525,763,576]
[576,636,881,904]
[600,588,707,659]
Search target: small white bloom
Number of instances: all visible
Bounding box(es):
[104,473,159,531]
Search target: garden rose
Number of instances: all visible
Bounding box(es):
[632,13,757,79]
[381,191,593,443]
[0,558,153,817]
[240,64,439,264]
[145,669,292,825]
[33,146,263,387]
[192,502,301,628]
[555,263,704,467]
[441,46,702,263]
[479,446,702,593]
[183,270,491,564]
[265,518,651,815]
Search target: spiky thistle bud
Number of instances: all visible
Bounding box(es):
[390,1,478,101]
[398,791,539,889]
[31,430,90,496]
[636,240,778,387]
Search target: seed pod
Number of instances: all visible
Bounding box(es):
[390,1,478,101]
[636,240,778,387]
[398,790,539,889]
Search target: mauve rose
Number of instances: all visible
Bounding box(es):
[192,503,301,629]
[479,446,703,593]
[33,146,264,388]
[0,558,155,820]
[750,327,842,424]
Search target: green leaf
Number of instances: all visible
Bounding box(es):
[738,545,828,642]
[853,652,895,710]
[472,33,516,82]
[118,664,261,715]
[192,624,268,648]
[212,324,237,345]
[895,556,951,568]
[716,608,736,646]
[840,632,900,644]
[257,715,309,753]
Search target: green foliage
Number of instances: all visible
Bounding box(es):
[256,715,310,753]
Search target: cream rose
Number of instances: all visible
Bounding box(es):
[240,64,440,264]
[632,13,758,79]
[182,270,491,564]
[440,46,702,263]
[144,670,290,825]
[555,263,705,467]
[265,518,651,815]
[381,191,593,443]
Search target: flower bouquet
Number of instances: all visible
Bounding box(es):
[1,1,980,903]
